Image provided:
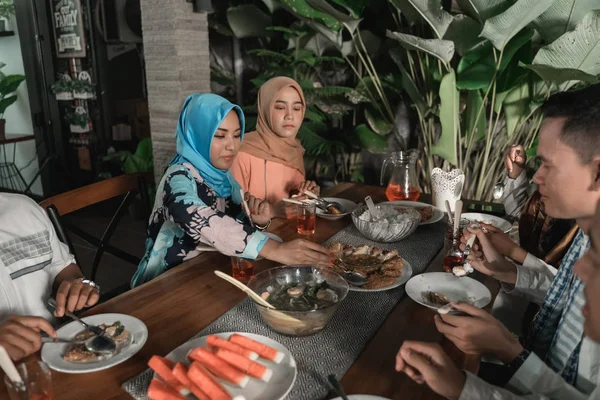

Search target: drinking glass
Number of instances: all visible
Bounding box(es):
[231,256,254,283]
[4,361,54,400]
[297,203,316,235]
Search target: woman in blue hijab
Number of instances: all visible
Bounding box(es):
[132,94,331,287]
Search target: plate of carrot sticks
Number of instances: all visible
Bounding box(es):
[147,332,297,400]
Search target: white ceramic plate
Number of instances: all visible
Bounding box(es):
[315,198,358,220]
[405,272,491,312]
[41,313,148,374]
[350,259,413,293]
[462,212,512,233]
[332,396,391,400]
[380,201,444,225]
[163,332,297,400]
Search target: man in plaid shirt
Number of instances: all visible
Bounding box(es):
[434,85,600,396]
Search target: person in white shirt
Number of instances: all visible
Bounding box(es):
[395,201,600,400]
[0,193,100,360]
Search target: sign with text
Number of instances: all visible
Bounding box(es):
[50,0,86,58]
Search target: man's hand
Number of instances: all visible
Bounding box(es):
[434,302,523,364]
[469,224,527,264]
[460,225,518,284]
[54,278,100,318]
[396,341,466,400]
[504,145,526,179]
[0,316,56,361]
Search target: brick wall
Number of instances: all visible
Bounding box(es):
[140,0,211,182]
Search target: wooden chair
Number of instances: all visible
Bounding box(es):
[39,173,153,298]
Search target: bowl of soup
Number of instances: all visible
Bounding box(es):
[246,265,349,336]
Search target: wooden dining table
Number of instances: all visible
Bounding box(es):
[1,183,498,400]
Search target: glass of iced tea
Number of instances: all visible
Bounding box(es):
[4,361,54,400]
[297,203,316,235]
[231,257,254,283]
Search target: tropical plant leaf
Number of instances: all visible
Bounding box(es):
[523,64,599,84]
[0,74,25,96]
[443,14,483,56]
[526,10,600,83]
[226,5,272,38]
[278,0,342,30]
[360,30,381,55]
[480,0,555,50]
[403,0,455,39]
[262,0,281,13]
[432,70,459,165]
[247,49,293,63]
[455,0,511,23]
[305,22,355,56]
[388,0,423,25]
[533,0,600,43]
[389,48,430,117]
[464,90,486,142]
[503,82,531,137]
[0,95,17,116]
[456,29,533,89]
[330,0,369,18]
[298,122,343,156]
[304,107,328,123]
[306,0,357,22]
[386,31,455,66]
[365,105,394,135]
[355,124,388,153]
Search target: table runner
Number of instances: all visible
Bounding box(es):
[123,222,445,400]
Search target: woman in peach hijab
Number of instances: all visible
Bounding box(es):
[230,76,319,219]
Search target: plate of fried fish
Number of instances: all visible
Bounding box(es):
[325,242,413,292]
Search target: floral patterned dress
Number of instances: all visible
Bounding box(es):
[131,163,268,287]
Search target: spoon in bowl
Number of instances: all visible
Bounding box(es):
[339,270,368,287]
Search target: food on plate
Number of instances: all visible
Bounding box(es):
[216,348,273,382]
[229,333,285,364]
[452,263,474,277]
[418,206,435,222]
[423,291,450,307]
[188,347,250,387]
[326,242,405,289]
[206,334,258,360]
[172,362,210,400]
[148,356,191,396]
[148,378,187,400]
[189,362,245,400]
[62,321,130,363]
[259,280,338,312]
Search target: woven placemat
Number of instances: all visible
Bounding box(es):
[123,222,445,400]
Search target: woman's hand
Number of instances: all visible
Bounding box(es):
[259,238,332,268]
[297,180,320,197]
[0,316,56,361]
[395,341,466,400]
[460,225,518,284]
[245,193,271,226]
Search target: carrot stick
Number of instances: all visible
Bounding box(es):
[229,334,284,363]
[207,335,259,360]
[148,356,190,396]
[172,363,210,400]
[188,362,233,400]
[188,347,249,388]
[147,379,187,400]
[215,349,273,382]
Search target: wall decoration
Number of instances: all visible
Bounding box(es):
[50,0,86,58]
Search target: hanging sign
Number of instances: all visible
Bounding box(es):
[49,0,87,58]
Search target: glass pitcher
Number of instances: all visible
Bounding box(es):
[380,150,421,201]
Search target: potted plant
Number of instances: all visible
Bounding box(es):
[0,62,25,140]
[65,106,91,133]
[0,0,15,32]
[50,74,74,100]
[71,77,95,99]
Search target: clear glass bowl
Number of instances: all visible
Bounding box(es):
[246,265,349,336]
[351,204,421,243]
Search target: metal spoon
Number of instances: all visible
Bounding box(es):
[340,270,368,287]
[492,178,505,200]
[46,298,116,354]
[327,374,350,400]
[41,336,116,354]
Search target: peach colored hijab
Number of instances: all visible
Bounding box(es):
[240,77,306,175]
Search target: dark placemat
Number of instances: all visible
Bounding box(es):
[123,222,445,400]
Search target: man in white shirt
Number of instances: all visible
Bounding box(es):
[434,86,600,395]
[0,193,100,360]
[394,201,600,400]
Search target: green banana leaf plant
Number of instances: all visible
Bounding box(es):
[280,0,600,199]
